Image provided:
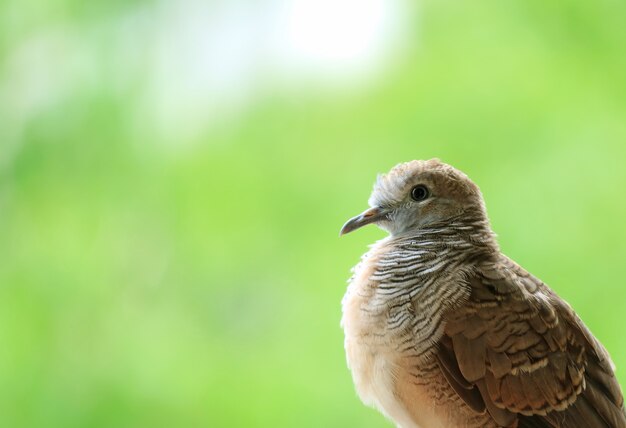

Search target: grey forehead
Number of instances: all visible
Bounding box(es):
[368,171,415,207]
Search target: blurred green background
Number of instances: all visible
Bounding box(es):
[1,0,626,426]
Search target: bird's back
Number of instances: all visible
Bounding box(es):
[442,255,626,428]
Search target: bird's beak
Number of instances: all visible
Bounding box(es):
[340,206,387,236]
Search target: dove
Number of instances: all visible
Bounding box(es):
[340,159,625,427]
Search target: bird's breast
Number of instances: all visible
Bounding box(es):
[342,239,473,427]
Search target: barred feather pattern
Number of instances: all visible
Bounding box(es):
[346,215,493,351]
[342,214,498,427]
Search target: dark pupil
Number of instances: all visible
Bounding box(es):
[412,186,428,201]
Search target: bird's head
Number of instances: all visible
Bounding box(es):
[340,159,488,237]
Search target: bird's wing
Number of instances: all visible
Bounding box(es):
[438,256,626,428]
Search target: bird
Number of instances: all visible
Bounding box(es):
[339,159,625,428]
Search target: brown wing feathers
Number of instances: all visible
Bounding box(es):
[436,335,486,414]
[439,256,626,427]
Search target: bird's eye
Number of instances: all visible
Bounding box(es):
[410,185,429,201]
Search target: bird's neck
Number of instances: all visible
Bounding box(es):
[389,215,498,258]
